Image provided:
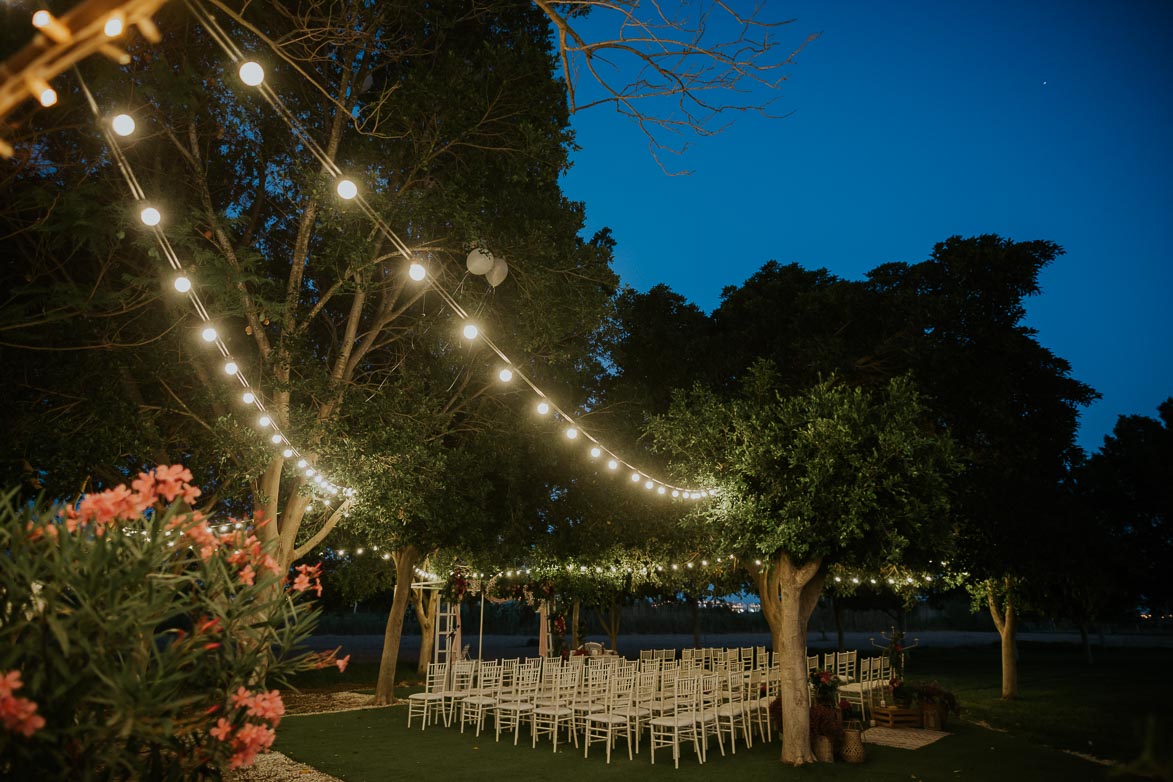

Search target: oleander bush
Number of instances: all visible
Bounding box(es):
[0,465,343,780]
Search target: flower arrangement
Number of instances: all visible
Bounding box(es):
[914,681,961,716]
[809,668,844,705]
[0,465,338,778]
[887,677,915,707]
[808,704,845,741]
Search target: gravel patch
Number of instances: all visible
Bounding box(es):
[231,750,343,782]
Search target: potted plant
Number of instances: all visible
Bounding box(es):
[809,668,844,706]
[809,704,844,762]
[914,681,961,730]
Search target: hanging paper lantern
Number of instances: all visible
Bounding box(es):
[486,255,509,287]
[466,248,494,275]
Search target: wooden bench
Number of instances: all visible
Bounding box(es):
[872,705,923,728]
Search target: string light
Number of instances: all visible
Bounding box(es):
[173,275,192,292]
[335,178,357,200]
[139,206,161,226]
[461,323,479,340]
[408,262,426,281]
[223,361,238,375]
[103,13,125,37]
[536,401,550,416]
[565,427,578,440]
[589,447,601,458]
[607,460,618,470]
[112,114,135,136]
[201,326,217,342]
[242,392,256,405]
[238,61,264,86]
[498,368,513,382]
[258,415,271,427]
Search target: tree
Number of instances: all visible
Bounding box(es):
[649,364,957,764]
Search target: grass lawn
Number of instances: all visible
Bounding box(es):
[274,642,1170,780]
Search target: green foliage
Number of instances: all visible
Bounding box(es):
[0,469,332,779]
[649,364,958,569]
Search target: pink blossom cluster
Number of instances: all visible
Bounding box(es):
[310,646,351,673]
[222,525,281,587]
[0,671,45,738]
[65,465,203,535]
[210,687,284,768]
[291,563,323,596]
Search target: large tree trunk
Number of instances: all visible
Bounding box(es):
[987,587,1019,700]
[412,585,441,677]
[1079,622,1093,665]
[594,600,622,651]
[571,598,582,648]
[690,597,701,648]
[833,597,845,652]
[752,553,825,765]
[374,545,420,705]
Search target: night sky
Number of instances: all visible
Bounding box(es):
[561,0,1173,453]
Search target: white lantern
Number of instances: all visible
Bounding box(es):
[466,248,494,275]
[486,255,509,288]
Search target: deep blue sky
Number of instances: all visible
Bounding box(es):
[560,0,1173,453]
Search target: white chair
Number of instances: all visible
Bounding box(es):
[438,659,475,727]
[495,664,539,745]
[806,653,820,674]
[584,670,636,763]
[839,655,871,721]
[836,649,858,682]
[572,665,608,734]
[649,675,702,768]
[459,661,499,737]
[406,662,446,730]
[693,672,724,762]
[716,668,752,753]
[613,670,655,754]
[532,666,578,752]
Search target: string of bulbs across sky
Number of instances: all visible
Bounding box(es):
[35,0,719,510]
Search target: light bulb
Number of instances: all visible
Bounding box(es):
[238,61,265,87]
[103,13,124,37]
[314,475,324,484]
[201,326,217,342]
[258,415,271,427]
[271,434,282,444]
[308,506,316,514]
[630,473,641,483]
[498,368,513,382]
[657,486,666,495]
[408,262,426,281]
[112,113,135,136]
[174,276,191,292]
[607,459,618,470]
[305,468,315,477]
[644,480,654,490]
[139,207,161,226]
[536,401,550,415]
[32,10,50,27]
[336,179,357,199]
[356,548,364,555]
[565,427,578,440]
[671,490,679,498]
[283,449,294,458]
[223,361,238,375]
[297,459,307,468]
[38,86,57,107]
[242,392,256,405]
[462,323,478,340]
[589,447,601,458]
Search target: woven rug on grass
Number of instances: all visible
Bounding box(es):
[863,727,951,750]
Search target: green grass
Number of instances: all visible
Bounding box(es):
[275,704,1112,782]
[274,643,1171,780]
[910,644,1171,763]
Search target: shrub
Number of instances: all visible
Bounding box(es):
[0,465,341,779]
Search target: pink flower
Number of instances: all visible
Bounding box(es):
[154,464,195,503]
[0,673,45,738]
[291,572,312,593]
[336,655,350,673]
[231,687,252,709]
[246,690,285,724]
[238,565,256,586]
[0,671,22,699]
[210,717,233,742]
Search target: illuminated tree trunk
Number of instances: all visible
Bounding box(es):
[374,545,419,705]
[987,584,1019,700]
[571,598,582,648]
[753,554,825,765]
[594,600,622,651]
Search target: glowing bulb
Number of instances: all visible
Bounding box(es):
[297,459,307,468]
[223,361,238,375]
[283,449,294,458]
[536,401,550,415]
[671,490,679,498]
[315,475,324,484]
[32,10,50,27]
[103,13,124,37]
[173,276,191,292]
[238,61,265,86]
[336,178,357,200]
[565,427,578,440]
[201,326,217,342]
[607,459,618,470]
[382,553,391,560]
[630,473,641,483]
[657,486,666,495]
[271,434,282,444]
[589,447,601,458]
[462,323,478,340]
[259,415,271,427]
[305,468,315,477]
[242,392,256,405]
[644,480,654,490]
[498,368,513,382]
[356,548,364,555]
[112,113,135,136]
[701,560,708,566]
[139,207,161,226]
[37,86,57,107]
[671,564,678,570]
[687,562,693,568]
[408,262,426,281]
